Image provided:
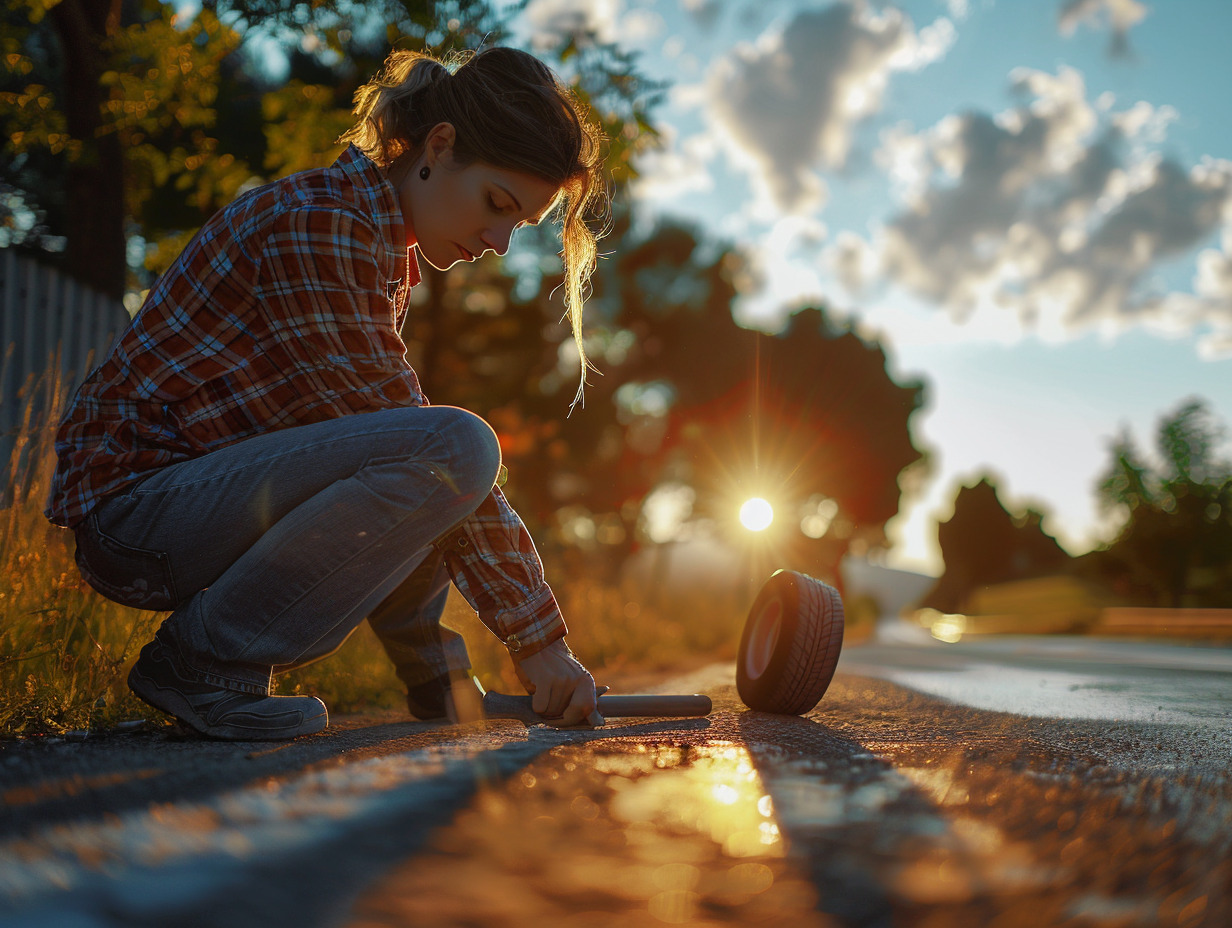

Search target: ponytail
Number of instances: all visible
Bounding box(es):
[338,52,450,167]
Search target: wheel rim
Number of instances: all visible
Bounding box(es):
[744,599,782,680]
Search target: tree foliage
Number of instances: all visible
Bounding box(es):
[3,0,263,294]
[1081,399,1232,607]
[921,477,1070,614]
[415,219,928,585]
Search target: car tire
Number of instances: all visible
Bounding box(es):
[736,569,845,715]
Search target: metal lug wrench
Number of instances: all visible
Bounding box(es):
[481,692,712,726]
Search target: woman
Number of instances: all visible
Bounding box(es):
[45,46,609,739]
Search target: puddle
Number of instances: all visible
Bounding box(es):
[347,740,834,927]
[604,743,784,860]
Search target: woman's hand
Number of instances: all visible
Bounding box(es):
[513,638,602,727]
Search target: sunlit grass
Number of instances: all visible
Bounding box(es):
[0,370,163,737]
[1,374,749,737]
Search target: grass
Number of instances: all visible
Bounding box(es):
[1,374,751,738]
[1,374,163,736]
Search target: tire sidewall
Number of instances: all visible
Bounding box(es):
[737,570,802,704]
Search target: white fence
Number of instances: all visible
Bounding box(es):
[1,248,132,490]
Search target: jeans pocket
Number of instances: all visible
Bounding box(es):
[74,512,179,610]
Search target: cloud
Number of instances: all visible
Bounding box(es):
[830,230,880,296]
[1197,228,1232,302]
[1192,226,1232,357]
[872,66,1232,345]
[1058,0,1149,57]
[521,0,663,49]
[681,0,722,31]
[731,215,831,328]
[627,122,718,203]
[706,1,955,214]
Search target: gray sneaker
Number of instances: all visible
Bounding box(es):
[128,637,328,741]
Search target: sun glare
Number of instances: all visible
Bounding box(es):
[739,497,774,532]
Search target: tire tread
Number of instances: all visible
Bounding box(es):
[738,572,844,715]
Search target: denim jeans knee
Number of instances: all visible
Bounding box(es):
[431,407,502,504]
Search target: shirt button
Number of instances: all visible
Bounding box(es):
[506,634,522,653]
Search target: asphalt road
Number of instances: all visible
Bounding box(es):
[1,630,1229,928]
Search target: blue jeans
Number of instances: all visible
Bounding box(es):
[72,406,502,695]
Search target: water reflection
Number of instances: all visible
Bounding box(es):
[347,740,833,927]
[604,742,784,860]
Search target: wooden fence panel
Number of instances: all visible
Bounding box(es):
[1,249,132,492]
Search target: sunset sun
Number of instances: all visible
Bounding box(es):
[739,497,775,532]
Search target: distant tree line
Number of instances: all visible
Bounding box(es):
[924,398,1232,611]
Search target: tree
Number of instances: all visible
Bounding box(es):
[921,476,1070,614]
[4,0,128,295]
[455,220,929,587]
[3,0,272,295]
[0,1,523,294]
[1079,399,1232,607]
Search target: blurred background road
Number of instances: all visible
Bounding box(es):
[843,628,1232,730]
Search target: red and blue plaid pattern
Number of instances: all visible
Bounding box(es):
[47,145,566,657]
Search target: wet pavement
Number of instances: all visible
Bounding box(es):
[1,637,1229,927]
[349,740,828,928]
[840,631,1232,729]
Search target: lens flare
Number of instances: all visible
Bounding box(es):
[739,497,774,532]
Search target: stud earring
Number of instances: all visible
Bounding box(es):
[419,165,431,181]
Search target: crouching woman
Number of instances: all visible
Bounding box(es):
[46,46,609,739]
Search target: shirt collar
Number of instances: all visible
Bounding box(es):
[333,145,419,286]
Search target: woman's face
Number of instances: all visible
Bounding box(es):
[394,128,560,271]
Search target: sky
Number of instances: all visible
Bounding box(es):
[506,0,1232,575]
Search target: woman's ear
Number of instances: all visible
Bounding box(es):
[424,122,457,167]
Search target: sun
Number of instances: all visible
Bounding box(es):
[739,497,774,532]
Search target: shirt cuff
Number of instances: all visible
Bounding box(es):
[493,585,568,660]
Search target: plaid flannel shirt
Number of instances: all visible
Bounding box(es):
[46,145,566,658]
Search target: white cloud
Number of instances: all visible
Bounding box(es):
[681,0,722,30]
[946,0,971,21]
[891,14,957,70]
[1197,227,1232,302]
[1112,100,1178,147]
[705,1,954,214]
[522,0,617,47]
[521,0,664,49]
[730,216,830,329]
[829,230,880,296]
[1058,0,1149,57]
[1190,224,1232,357]
[621,8,666,44]
[627,124,718,203]
[872,67,1232,345]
